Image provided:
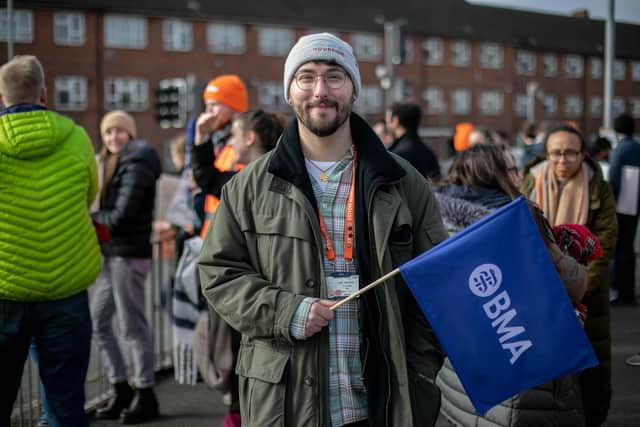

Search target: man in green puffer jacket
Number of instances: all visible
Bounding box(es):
[0,55,101,427]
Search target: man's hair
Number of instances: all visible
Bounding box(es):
[0,55,44,106]
[588,136,612,157]
[440,143,521,200]
[389,103,422,132]
[614,113,635,135]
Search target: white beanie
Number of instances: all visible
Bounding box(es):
[283,32,361,101]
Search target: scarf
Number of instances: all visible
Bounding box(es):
[100,150,120,208]
[535,162,589,226]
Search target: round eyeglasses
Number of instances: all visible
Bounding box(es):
[547,150,580,163]
[294,70,348,91]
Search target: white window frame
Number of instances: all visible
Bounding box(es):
[257,81,289,111]
[542,94,557,117]
[451,89,471,115]
[590,57,603,79]
[354,85,383,114]
[422,37,443,65]
[479,43,503,69]
[403,37,414,64]
[542,54,557,77]
[479,90,503,115]
[0,9,33,43]
[515,51,536,76]
[257,26,294,56]
[613,97,626,116]
[450,40,470,67]
[614,60,626,81]
[54,76,88,111]
[632,62,640,82]
[163,19,192,52]
[514,93,528,117]
[207,22,246,54]
[54,12,85,46]
[630,98,640,119]
[564,55,584,79]
[564,95,583,118]
[104,78,148,112]
[422,87,446,114]
[350,33,382,62]
[589,96,602,118]
[104,15,147,49]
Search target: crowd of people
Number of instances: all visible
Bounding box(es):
[1,30,639,427]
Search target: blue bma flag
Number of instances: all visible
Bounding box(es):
[399,196,597,415]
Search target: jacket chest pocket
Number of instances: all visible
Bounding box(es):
[236,341,290,427]
[251,214,315,285]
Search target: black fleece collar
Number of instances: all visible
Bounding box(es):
[267,112,406,209]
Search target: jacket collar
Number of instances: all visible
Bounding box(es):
[0,103,46,117]
[267,112,405,207]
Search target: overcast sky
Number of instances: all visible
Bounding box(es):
[466,0,640,24]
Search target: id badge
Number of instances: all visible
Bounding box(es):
[326,273,360,299]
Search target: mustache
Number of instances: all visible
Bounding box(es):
[306,99,338,109]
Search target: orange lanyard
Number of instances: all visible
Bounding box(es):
[317,151,357,262]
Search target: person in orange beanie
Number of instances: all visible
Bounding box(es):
[454,122,473,151]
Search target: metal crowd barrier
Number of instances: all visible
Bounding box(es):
[10,236,177,427]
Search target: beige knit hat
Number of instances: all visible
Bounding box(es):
[100,110,137,139]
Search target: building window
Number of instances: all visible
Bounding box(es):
[54,12,85,46]
[207,23,245,54]
[350,33,382,62]
[542,94,557,117]
[104,78,148,111]
[479,43,503,69]
[564,55,584,78]
[163,19,192,51]
[542,54,557,77]
[422,87,446,114]
[257,82,289,111]
[450,40,470,67]
[613,97,626,116]
[479,90,503,115]
[630,98,640,119]
[515,51,536,76]
[104,15,146,49]
[564,95,583,118]
[55,76,87,111]
[589,57,602,79]
[614,60,626,81]
[403,38,414,64]
[514,93,528,117]
[257,27,294,56]
[354,85,383,114]
[422,38,443,65]
[451,89,471,115]
[589,96,602,118]
[632,62,640,81]
[0,9,33,42]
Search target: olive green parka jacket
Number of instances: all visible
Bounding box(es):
[199,114,449,427]
[521,156,617,424]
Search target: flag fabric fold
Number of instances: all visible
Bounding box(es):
[399,196,597,415]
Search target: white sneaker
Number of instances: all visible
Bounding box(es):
[625,353,640,366]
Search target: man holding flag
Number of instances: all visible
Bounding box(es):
[199,32,449,426]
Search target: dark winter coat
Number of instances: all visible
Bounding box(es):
[388,130,441,180]
[93,140,162,258]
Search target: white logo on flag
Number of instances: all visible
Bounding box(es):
[469,264,502,297]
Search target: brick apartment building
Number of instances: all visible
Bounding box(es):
[1,0,639,159]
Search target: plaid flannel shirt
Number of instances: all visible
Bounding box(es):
[290,154,368,426]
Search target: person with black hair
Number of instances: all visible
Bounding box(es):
[521,124,618,427]
[386,102,441,181]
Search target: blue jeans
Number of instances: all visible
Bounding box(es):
[0,291,92,427]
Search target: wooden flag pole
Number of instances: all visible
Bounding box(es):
[330,268,401,311]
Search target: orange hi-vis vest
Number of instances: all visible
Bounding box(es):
[200,144,244,239]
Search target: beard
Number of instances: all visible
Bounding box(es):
[292,98,352,137]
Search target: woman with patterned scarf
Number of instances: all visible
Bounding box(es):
[521,124,618,427]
